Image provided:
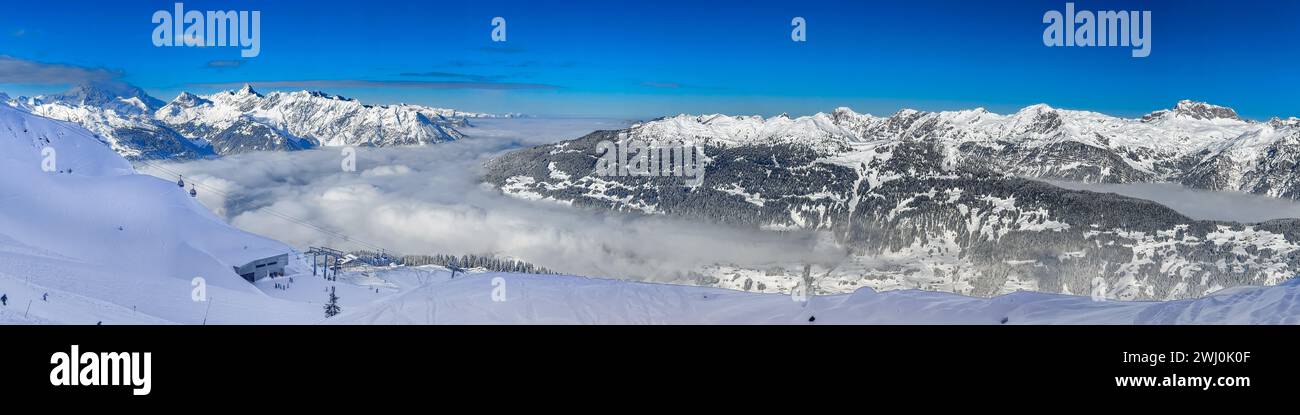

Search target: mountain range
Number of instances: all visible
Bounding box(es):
[10,83,1300,302]
[485,101,1300,300]
[2,83,513,160]
[617,101,1300,196]
[6,99,1300,324]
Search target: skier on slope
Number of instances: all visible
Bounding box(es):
[1,294,7,306]
[43,293,48,301]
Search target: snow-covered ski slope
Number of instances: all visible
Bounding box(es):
[334,271,1300,324]
[0,104,320,323]
[3,103,1300,324]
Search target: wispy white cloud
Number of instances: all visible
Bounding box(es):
[206,60,246,69]
[397,71,507,83]
[188,79,559,91]
[0,55,123,85]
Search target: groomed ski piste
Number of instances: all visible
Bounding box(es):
[3,103,1300,325]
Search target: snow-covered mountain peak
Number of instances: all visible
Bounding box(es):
[1269,117,1300,129]
[1143,100,1244,124]
[933,107,998,124]
[626,112,858,152]
[4,85,210,159]
[235,83,261,97]
[891,108,923,119]
[157,86,485,149]
[1003,104,1066,120]
[3,82,511,159]
[1018,103,1056,113]
[286,89,354,102]
[1172,99,1241,121]
[169,91,210,108]
[52,83,165,111]
[825,106,877,121]
[824,107,882,136]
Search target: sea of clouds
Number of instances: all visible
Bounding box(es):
[142,118,839,282]
[1046,180,1300,223]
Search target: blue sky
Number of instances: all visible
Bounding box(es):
[1,0,1297,119]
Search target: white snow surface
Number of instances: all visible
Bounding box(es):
[333,271,1300,325]
[0,104,313,323]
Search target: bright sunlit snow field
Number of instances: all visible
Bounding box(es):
[4,109,1300,324]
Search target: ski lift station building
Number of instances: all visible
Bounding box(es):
[232,253,289,282]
